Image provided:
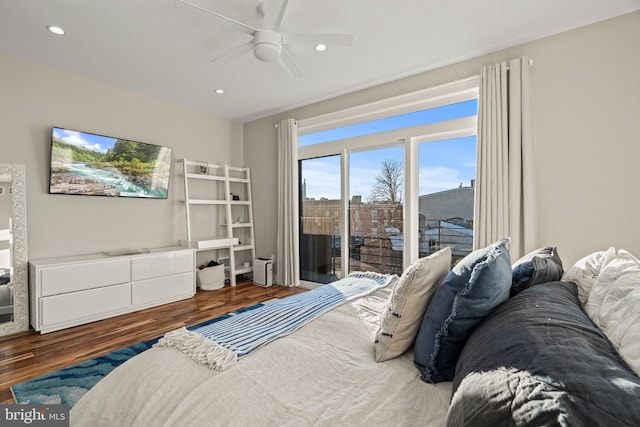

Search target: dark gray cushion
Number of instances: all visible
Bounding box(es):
[449,281,640,427]
[511,246,563,296]
[413,239,512,383]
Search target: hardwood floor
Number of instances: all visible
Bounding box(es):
[0,281,306,404]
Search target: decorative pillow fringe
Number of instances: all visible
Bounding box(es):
[154,327,237,371]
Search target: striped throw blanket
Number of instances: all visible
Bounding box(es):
[155,272,395,371]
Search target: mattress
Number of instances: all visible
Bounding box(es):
[70,285,451,427]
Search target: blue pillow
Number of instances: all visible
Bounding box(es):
[511,247,563,296]
[414,239,512,383]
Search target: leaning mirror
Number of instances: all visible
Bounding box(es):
[0,164,28,336]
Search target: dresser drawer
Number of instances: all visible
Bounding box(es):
[131,250,194,281]
[39,258,130,297]
[40,283,131,327]
[30,247,196,333]
[132,271,194,306]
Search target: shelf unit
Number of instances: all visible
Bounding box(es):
[178,159,256,286]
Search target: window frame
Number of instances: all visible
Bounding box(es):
[297,76,479,283]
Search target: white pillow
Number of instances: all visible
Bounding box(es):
[583,248,640,375]
[562,248,612,304]
[374,247,451,362]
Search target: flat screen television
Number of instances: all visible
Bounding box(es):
[49,127,173,199]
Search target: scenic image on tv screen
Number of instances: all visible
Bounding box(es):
[49,127,173,198]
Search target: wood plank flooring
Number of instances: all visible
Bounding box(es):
[0,281,306,404]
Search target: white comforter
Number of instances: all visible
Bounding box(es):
[70,286,452,427]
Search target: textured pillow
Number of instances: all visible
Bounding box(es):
[449,281,640,427]
[583,248,640,375]
[413,239,511,383]
[374,247,451,362]
[562,248,611,304]
[511,246,563,296]
[0,284,10,305]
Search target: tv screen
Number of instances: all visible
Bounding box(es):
[49,127,173,199]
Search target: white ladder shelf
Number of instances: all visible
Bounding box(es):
[178,159,256,286]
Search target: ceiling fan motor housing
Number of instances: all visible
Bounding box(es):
[253,29,282,62]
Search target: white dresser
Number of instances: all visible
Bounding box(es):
[29,247,195,333]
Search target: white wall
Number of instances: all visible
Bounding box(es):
[244,11,640,268]
[0,52,243,259]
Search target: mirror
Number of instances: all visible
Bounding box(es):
[0,164,28,336]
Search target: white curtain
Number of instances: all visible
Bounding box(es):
[276,118,300,287]
[474,57,537,259]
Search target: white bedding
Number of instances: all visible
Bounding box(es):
[70,285,452,427]
[564,247,640,375]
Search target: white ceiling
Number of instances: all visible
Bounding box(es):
[1,0,638,123]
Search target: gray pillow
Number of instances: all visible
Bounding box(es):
[511,246,563,296]
[449,281,640,427]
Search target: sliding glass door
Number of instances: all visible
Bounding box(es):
[299,155,342,283]
[297,79,479,284]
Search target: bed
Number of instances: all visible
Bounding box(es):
[70,274,454,426]
[70,243,640,426]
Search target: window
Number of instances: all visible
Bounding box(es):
[298,77,479,285]
[418,136,476,265]
[349,146,404,276]
[299,99,478,147]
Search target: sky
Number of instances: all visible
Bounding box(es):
[299,100,477,147]
[53,127,118,154]
[300,100,478,201]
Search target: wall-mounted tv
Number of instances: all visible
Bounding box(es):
[49,127,173,199]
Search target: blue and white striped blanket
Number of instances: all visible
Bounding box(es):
[155,272,395,371]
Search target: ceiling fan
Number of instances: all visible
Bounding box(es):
[174,0,354,77]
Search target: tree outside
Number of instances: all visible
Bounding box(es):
[368,159,403,203]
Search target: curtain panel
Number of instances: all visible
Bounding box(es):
[276,118,300,287]
[474,57,537,259]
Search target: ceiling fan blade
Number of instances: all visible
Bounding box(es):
[262,0,289,31]
[212,41,253,65]
[280,46,302,78]
[281,32,354,47]
[174,0,257,35]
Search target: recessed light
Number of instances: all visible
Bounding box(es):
[47,25,66,36]
[215,89,224,94]
[314,43,327,52]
